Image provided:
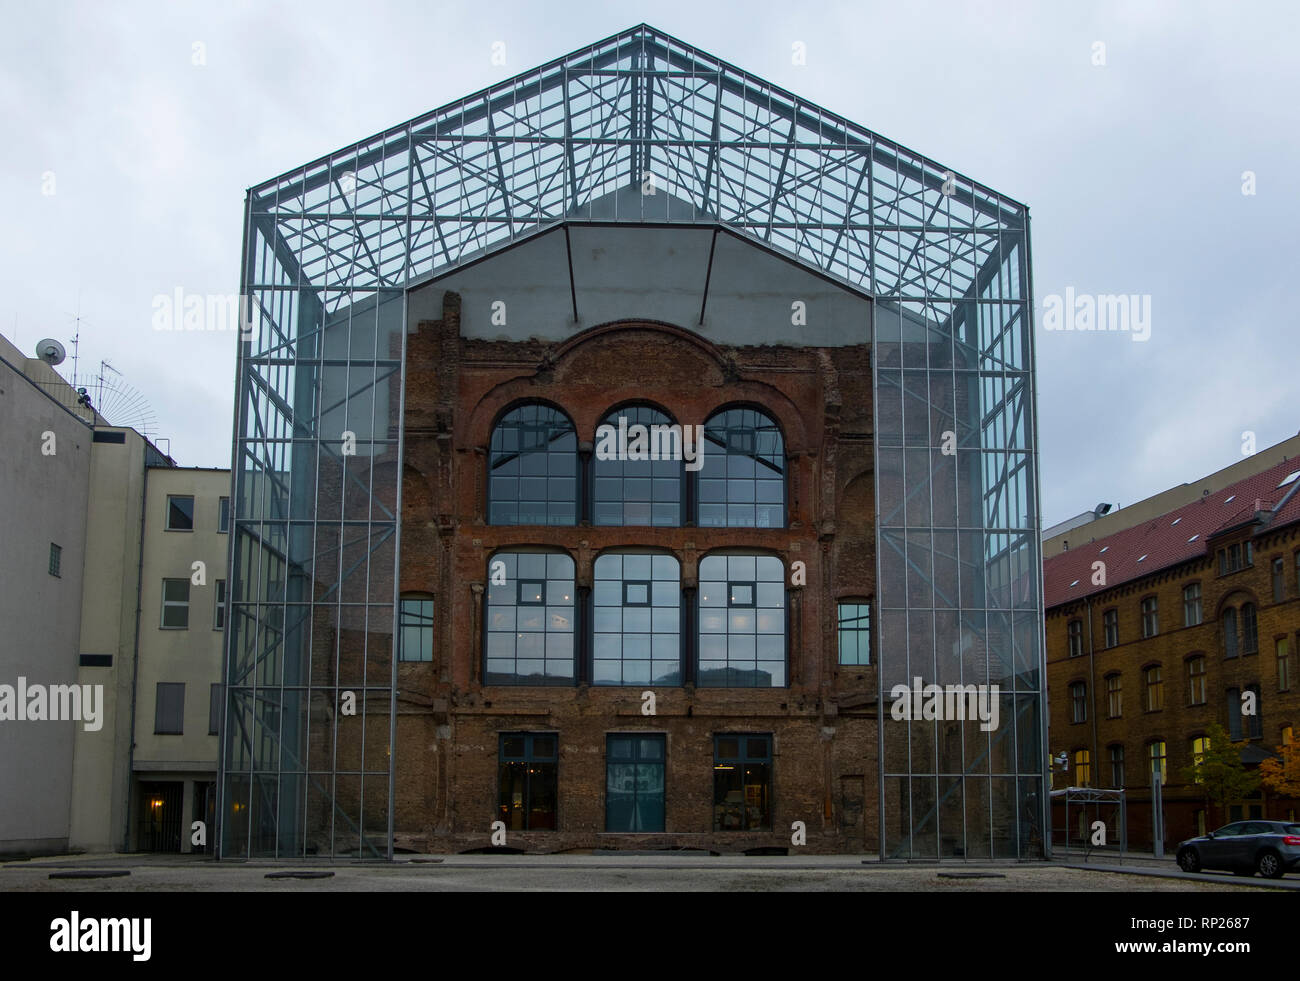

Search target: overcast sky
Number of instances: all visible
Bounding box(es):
[3,0,1296,526]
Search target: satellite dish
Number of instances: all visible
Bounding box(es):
[36,338,66,366]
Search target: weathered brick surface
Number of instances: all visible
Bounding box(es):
[385,291,879,853]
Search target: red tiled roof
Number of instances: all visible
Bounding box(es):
[1044,456,1300,609]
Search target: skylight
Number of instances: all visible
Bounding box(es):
[1172,517,1181,525]
[1069,579,1079,587]
[1099,546,1109,554]
[1188,534,1199,542]
[1225,495,1236,504]
[1279,470,1300,488]
[1138,554,1147,562]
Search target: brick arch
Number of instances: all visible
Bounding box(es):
[462,320,814,452]
[1213,588,1259,616]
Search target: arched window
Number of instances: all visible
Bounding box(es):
[698,406,785,528]
[484,551,575,685]
[1241,602,1258,654]
[592,551,681,685]
[698,553,785,687]
[592,405,683,526]
[488,404,577,525]
[1223,607,1239,659]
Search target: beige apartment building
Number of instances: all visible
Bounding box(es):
[0,330,229,855]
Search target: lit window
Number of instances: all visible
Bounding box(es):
[593,552,680,686]
[1148,741,1167,785]
[497,733,557,830]
[837,601,871,666]
[485,552,574,685]
[606,734,665,832]
[399,594,433,662]
[1191,736,1210,783]
[161,579,190,629]
[697,407,785,528]
[1073,749,1091,787]
[166,495,194,531]
[713,734,771,831]
[698,554,785,687]
[488,404,577,525]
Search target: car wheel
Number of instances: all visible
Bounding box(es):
[1257,850,1284,879]
[1177,848,1200,873]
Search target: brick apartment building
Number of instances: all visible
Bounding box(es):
[220,25,1044,859]
[1045,448,1300,848]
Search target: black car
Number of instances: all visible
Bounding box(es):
[1176,820,1300,878]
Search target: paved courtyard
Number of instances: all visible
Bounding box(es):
[3,854,1296,891]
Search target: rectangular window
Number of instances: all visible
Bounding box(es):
[1183,583,1202,627]
[161,579,190,629]
[218,496,230,534]
[214,580,226,630]
[209,683,221,735]
[1191,736,1210,783]
[1145,665,1163,711]
[1106,674,1122,718]
[837,602,871,666]
[1141,597,1158,639]
[1278,637,1291,692]
[48,542,61,577]
[1148,741,1166,785]
[399,595,433,662]
[1103,609,1118,649]
[166,495,194,531]
[1073,749,1091,787]
[1067,619,1083,657]
[1070,682,1087,724]
[713,734,772,831]
[1109,745,1124,788]
[154,682,185,734]
[605,734,666,832]
[1228,687,1242,740]
[1188,656,1207,705]
[498,733,557,831]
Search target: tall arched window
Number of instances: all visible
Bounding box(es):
[484,551,575,685]
[592,551,681,685]
[592,405,683,526]
[488,403,577,525]
[1223,607,1239,659]
[1241,602,1258,654]
[698,552,786,687]
[698,406,785,528]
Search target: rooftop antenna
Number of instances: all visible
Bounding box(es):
[97,359,121,416]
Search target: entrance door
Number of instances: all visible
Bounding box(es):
[138,782,183,852]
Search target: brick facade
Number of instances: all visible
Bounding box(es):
[375,290,878,854]
[1046,520,1300,848]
